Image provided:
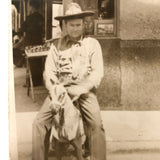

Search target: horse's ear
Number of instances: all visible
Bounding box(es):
[50,79,55,85]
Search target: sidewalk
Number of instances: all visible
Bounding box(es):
[16,111,160,160]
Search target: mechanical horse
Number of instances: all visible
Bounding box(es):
[49,80,86,160]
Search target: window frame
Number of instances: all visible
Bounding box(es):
[92,0,119,38]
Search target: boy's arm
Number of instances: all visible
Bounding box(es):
[43,44,59,91]
[66,40,104,99]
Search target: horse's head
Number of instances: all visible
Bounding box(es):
[49,79,67,115]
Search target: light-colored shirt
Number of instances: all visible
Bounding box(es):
[44,36,104,94]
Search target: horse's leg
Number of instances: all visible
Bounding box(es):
[71,137,83,160]
[54,140,63,160]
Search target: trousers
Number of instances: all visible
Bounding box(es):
[32,91,106,160]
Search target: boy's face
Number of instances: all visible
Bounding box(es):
[65,18,84,40]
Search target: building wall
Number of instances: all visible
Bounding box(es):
[120,0,160,40]
[114,0,160,110]
[120,45,160,110]
[97,39,121,109]
[98,39,160,110]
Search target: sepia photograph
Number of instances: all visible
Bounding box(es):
[9,0,160,160]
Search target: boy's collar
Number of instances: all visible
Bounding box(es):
[64,34,85,44]
[57,34,86,51]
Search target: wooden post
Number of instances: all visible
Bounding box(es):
[44,0,47,40]
[27,0,30,16]
[45,0,52,40]
[23,0,26,21]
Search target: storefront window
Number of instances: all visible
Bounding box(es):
[98,0,114,19]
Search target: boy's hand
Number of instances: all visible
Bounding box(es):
[66,85,88,101]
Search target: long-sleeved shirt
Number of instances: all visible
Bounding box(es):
[44,35,104,95]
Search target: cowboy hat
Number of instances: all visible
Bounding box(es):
[55,3,95,21]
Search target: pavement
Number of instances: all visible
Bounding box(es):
[14,67,160,160]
